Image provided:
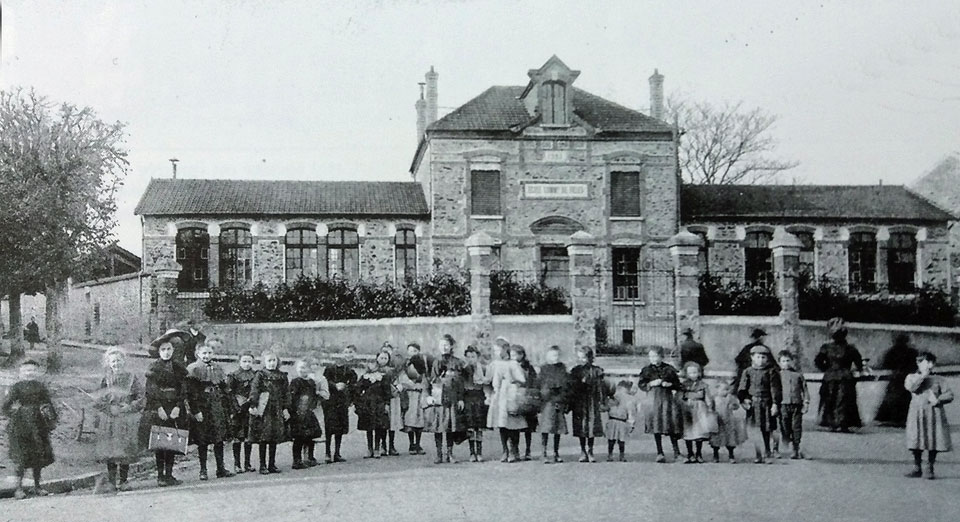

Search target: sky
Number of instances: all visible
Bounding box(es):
[2,0,959,255]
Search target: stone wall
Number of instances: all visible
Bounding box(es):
[0,293,47,336]
[63,272,155,345]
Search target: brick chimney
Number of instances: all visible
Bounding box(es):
[649,68,664,121]
[425,66,438,126]
[415,82,427,141]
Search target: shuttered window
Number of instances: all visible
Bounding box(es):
[610,171,641,217]
[471,170,501,216]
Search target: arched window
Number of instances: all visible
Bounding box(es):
[328,228,359,281]
[543,80,567,125]
[285,228,318,281]
[395,228,417,284]
[220,228,252,287]
[175,228,209,291]
[744,231,773,288]
[793,231,816,284]
[888,232,917,293]
[848,231,877,293]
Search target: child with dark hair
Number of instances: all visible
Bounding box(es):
[186,340,235,481]
[226,351,257,473]
[777,350,809,460]
[738,346,782,464]
[570,346,606,463]
[462,345,489,462]
[139,341,188,487]
[709,380,746,463]
[638,345,683,463]
[538,345,570,464]
[425,334,467,464]
[323,344,358,463]
[604,380,636,462]
[680,361,714,463]
[356,352,393,458]
[512,345,539,460]
[289,358,324,469]
[400,343,428,454]
[2,359,57,500]
[904,351,952,479]
[248,349,290,474]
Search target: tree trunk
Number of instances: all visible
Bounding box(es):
[8,292,24,357]
[45,280,67,348]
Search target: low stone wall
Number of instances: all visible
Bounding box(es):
[64,273,155,345]
[700,315,960,371]
[205,315,575,364]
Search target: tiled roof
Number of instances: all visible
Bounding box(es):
[681,184,956,223]
[134,179,429,217]
[428,86,673,135]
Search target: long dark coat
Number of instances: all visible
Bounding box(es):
[185,361,233,446]
[354,371,392,432]
[874,341,917,427]
[537,362,570,435]
[322,364,357,435]
[3,380,57,468]
[570,363,606,438]
[289,377,323,440]
[247,369,290,443]
[226,368,257,440]
[424,354,467,434]
[638,362,683,435]
[815,341,863,429]
[138,359,188,450]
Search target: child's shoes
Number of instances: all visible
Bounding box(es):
[306,458,319,467]
[905,468,923,478]
[13,488,27,500]
[683,456,695,464]
[198,470,208,481]
[655,454,666,463]
[259,466,270,475]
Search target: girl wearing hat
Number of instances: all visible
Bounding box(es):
[814,318,865,432]
[139,341,188,487]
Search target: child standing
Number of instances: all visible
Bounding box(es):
[570,347,606,463]
[323,344,358,463]
[604,381,636,462]
[904,351,953,479]
[680,362,715,463]
[777,350,809,460]
[638,346,683,463]
[226,351,257,473]
[2,359,58,500]
[425,334,467,464]
[248,349,290,474]
[186,340,235,481]
[92,348,143,494]
[538,345,570,464]
[737,346,782,464]
[139,341,187,487]
[514,345,539,460]
[356,351,393,458]
[462,345,489,462]
[289,358,323,469]
[709,381,747,463]
[383,343,403,457]
[399,344,428,454]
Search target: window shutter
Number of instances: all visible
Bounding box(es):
[471,170,501,215]
[610,171,641,217]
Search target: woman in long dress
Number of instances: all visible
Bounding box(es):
[874,333,917,427]
[814,318,864,432]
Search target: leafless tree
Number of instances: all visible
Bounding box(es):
[667,95,799,185]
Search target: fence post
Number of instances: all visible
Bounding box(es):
[567,231,598,351]
[669,229,703,349]
[466,231,495,357]
[771,229,803,362]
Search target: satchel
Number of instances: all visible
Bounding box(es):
[148,425,189,454]
[507,387,542,416]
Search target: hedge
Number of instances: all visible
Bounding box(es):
[799,279,956,327]
[699,273,781,316]
[489,271,571,315]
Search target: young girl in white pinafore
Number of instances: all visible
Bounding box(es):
[710,380,747,463]
[399,343,428,454]
[904,351,953,479]
[680,362,715,463]
[604,380,635,462]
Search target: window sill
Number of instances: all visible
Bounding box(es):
[471,215,504,220]
[613,300,648,306]
[609,216,645,222]
[177,292,210,299]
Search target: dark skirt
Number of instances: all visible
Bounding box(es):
[289,410,323,440]
[190,396,232,446]
[874,375,911,427]
[322,402,350,436]
[643,388,683,435]
[746,398,778,432]
[462,389,488,431]
[356,403,390,432]
[248,404,288,443]
[230,409,251,441]
[818,379,862,429]
[6,407,55,469]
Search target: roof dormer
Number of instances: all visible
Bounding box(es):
[520,55,580,127]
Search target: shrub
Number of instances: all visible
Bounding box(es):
[46,348,64,374]
[489,271,571,315]
[699,274,781,316]
[799,278,956,327]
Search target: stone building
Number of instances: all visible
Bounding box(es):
[410,55,681,345]
[681,184,954,293]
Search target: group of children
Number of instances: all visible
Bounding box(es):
[1,332,954,500]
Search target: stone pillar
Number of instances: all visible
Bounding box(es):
[669,229,703,346]
[153,259,181,333]
[567,231,599,351]
[771,229,803,362]
[207,236,220,288]
[466,231,495,357]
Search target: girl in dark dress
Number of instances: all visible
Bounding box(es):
[425,334,467,464]
[248,349,290,474]
[355,352,393,458]
[538,345,570,464]
[323,344,358,463]
[570,346,606,463]
[513,345,539,460]
[462,345,489,462]
[289,358,324,468]
[226,351,257,473]
[185,340,235,481]
[399,345,428,455]
[874,333,917,427]
[638,345,683,462]
[139,341,188,487]
[2,359,57,500]
[814,318,865,432]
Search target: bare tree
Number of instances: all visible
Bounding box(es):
[668,95,798,185]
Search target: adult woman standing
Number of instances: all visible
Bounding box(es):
[814,317,866,432]
[487,342,528,462]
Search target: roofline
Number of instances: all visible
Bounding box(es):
[136,212,431,219]
[133,177,159,215]
[904,186,960,221]
[409,136,429,174]
[680,215,951,225]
